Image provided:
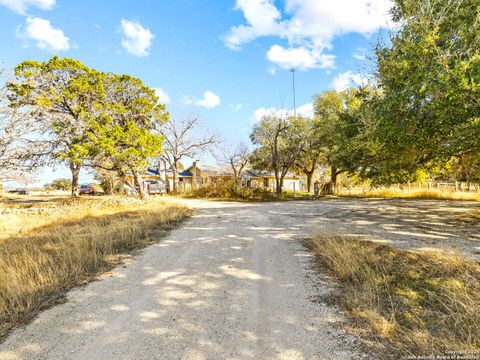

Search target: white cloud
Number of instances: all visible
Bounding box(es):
[0,0,55,14]
[251,107,285,123]
[267,65,277,75]
[179,95,194,105]
[120,19,154,57]
[17,17,70,52]
[154,88,171,104]
[353,47,367,61]
[267,45,335,70]
[296,103,314,118]
[195,91,221,109]
[224,0,394,70]
[331,71,368,91]
[223,0,283,50]
[229,103,243,112]
[251,102,313,123]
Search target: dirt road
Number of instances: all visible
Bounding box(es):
[1,198,479,359]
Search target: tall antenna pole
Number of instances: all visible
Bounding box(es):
[290,68,296,119]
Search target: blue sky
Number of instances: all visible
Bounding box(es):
[0,0,393,186]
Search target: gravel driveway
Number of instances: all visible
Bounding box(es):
[1,198,479,360]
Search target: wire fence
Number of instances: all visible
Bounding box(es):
[337,181,480,194]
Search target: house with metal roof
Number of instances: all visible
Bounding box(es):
[242,169,301,192]
[165,162,302,193]
[166,162,234,192]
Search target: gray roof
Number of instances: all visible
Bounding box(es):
[155,164,299,179]
[244,169,298,179]
[195,164,234,177]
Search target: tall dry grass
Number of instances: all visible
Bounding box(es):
[0,197,190,340]
[305,235,480,357]
[337,187,480,201]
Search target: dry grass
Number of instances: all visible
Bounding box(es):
[337,188,480,201]
[0,192,23,201]
[0,196,190,340]
[305,235,480,357]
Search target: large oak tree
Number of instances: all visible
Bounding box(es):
[8,57,105,196]
[373,0,480,179]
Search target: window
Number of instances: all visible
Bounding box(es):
[263,178,269,188]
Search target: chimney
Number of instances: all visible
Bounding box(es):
[158,158,167,182]
[191,160,199,190]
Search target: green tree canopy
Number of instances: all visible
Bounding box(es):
[373,0,480,179]
[89,73,168,198]
[290,116,321,193]
[313,89,362,192]
[8,57,105,196]
[250,115,306,195]
[44,178,72,191]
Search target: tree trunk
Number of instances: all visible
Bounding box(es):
[305,170,314,193]
[107,176,114,195]
[172,161,179,193]
[277,176,284,196]
[331,166,338,190]
[69,162,81,197]
[132,170,146,199]
[116,169,129,195]
[274,169,281,196]
[323,165,338,195]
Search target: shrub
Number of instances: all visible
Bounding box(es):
[184,179,278,201]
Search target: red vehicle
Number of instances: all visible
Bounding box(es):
[79,184,96,196]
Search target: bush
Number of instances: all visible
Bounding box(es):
[184,179,278,201]
[44,178,72,191]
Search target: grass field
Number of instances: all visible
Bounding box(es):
[0,196,190,340]
[337,187,480,202]
[305,235,480,357]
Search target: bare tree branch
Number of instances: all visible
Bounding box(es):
[157,114,220,192]
[217,142,251,179]
[0,68,50,182]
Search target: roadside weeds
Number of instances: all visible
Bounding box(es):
[0,197,191,341]
[337,188,480,202]
[304,235,480,358]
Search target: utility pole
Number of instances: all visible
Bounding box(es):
[290,68,296,119]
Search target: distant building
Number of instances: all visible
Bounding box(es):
[164,161,302,193]
[243,170,301,193]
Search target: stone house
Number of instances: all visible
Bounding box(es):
[166,162,302,193]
